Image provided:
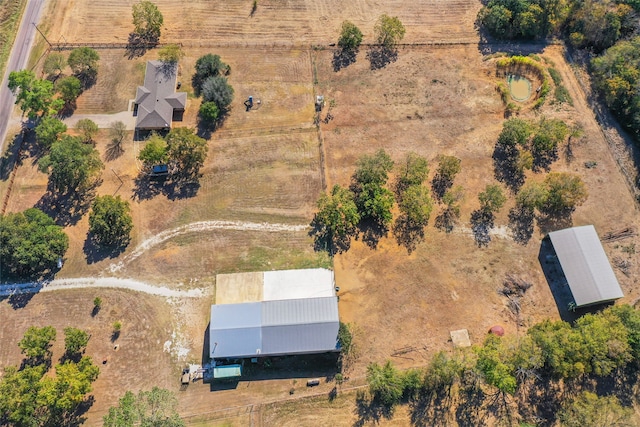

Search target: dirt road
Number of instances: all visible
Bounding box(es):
[0,0,46,152]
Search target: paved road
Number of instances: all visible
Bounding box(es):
[0,0,46,154]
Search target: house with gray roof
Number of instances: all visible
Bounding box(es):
[547,225,624,307]
[134,60,186,130]
[209,296,340,359]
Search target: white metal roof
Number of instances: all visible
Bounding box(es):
[216,268,335,304]
[209,297,339,359]
[548,225,623,307]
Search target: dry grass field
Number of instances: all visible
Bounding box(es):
[2,0,640,425]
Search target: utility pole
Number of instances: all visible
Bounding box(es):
[32,23,51,47]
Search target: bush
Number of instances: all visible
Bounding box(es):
[201,76,234,111]
[89,195,133,247]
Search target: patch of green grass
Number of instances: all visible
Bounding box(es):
[0,0,28,78]
[232,246,332,273]
[554,85,573,106]
[548,67,562,86]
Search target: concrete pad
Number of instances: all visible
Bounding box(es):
[450,329,471,348]
[63,111,137,130]
[215,272,263,304]
[263,268,335,301]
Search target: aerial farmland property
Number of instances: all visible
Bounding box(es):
[1,0,640,426]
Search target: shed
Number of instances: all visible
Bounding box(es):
[134,61,186,130]
[210,296,340,359]
[548,225,623,307]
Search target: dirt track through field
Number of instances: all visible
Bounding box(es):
[107,220,309,273]
[0,277,209,297]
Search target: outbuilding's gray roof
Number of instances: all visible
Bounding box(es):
[548,225,623,307]
[135,61,186,130]
[210,297,339,359]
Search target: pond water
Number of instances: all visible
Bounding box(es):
[507,74,532,102]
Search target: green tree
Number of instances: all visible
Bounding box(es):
[166,127,208,176]
[93,296,103,310]
[528,319,589,379]
[18,326,57,362]
[109,121,127,150]
[574,311,631,376]
[51,356,100,416]
[475,335,517,395]
[366,360,404,408]
[353,149,394,187]
[432,155,461,199]
[478,183,507,213]
[607,305,640,359]
[8,70,63,118]
[0,365,47,426]
[0,208,69,278]
[396,152,429,191]
[423,351,462,391]
[57,75,83,105]
[374,14,406,48]
[515,181,547,210]
[38,135,104,194]
[435,185,464,232]
[43,52,66,77]
[480,4,513,38]
[35,116,67,148]
[76,118,99,144]
[199,101,219,125]
[498,118,532,147]
[158,43,184,64]
[201,75,234,111]
[132,0,164,42]
[67,47,99,83]
[192,54,229,95]
[398,185,433,227]
[89,195,134,247]
[338,20,363,50]
[103,387,185,427]
[542,172,588,214]
[558,392,633,427]
[357,182,394,226]
[138,133,168,168]
[64,327,90,357]
[531,117,569,156]
[312,184,360,253]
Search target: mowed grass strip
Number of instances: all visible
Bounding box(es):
[0,0,27,78]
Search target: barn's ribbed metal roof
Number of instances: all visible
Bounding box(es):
[548,225,623,307]
[209,297,339,359]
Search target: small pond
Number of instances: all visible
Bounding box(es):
[507,74,532,102]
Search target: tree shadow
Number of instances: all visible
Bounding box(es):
[83,233,128,264]
[532,147,558,172]
[105,139,125,162]
[393,215,425,254]
[75,69,97,91]
[535,210,574,235]
[132,174,165,201]
[492,143,525,193]
[431,174,453,202]
[111,330,120,342]
[9,291,38,309]
[353,390,392,427]
[34,180,99,227]
[410,387,454,427]
[508,205,534,245]
[358,218,388,250]
[454,384,487,426]
[470,209,495,247]
[125,33,158,59]
[58,101,78,119]
[0,127,27,181]
[309,217,353,256]
[164,175,202,200]
[332,48,358,72]
[366,46,398,71]
[91,305,100,317]
[435,208,459,233]
[517,375,563,426]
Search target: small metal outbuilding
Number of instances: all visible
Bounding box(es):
[548,225,623,307]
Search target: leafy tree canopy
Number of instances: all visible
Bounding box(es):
[158,43,184,63]
[132,0,164,42]
[57,75,83,104]
[353,149,394,188]
[138,133,168,168]
[38,135,104,194]
[201,75,234,111]
[43,52,66,76]
[312,184,360,253]
[166,127,208,176]
[542,172,588,214]
[103,387,185,427]
[357,182,395,226]
[199,101,220,125]
[68,47,100,76]
[76,118,99,144]
[0,209,69,278]
[8,70,63,118]
[35,116,67,148]
[89,195,134,247]
[398,185,433,227]
[338,20,364,50]
[64,327,90,357]
[367,360,404,408]
[478,183,507,213]
[559,392,633,427]
[397,152,429,190]
[18,326,57,361]
[374,14,406,47]
[192,54,229,95]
